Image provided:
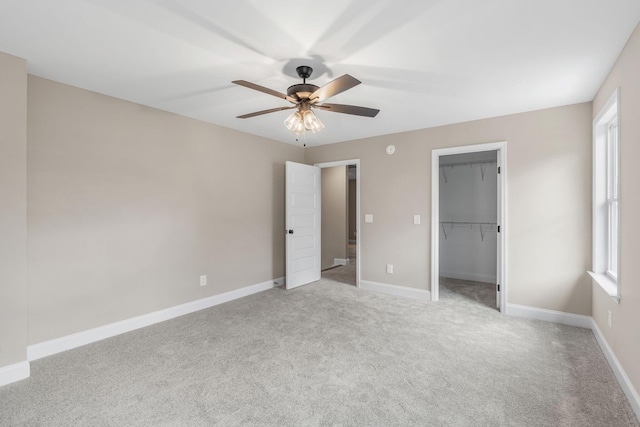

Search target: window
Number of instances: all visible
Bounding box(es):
[606,117,619,280]
[590,89,620,302]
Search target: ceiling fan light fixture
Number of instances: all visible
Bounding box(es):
[284,111,302,132]
[303,110,325,133]
[235,65,378,137]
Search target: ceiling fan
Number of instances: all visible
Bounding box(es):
[232,65,379,135]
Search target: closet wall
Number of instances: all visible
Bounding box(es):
[348,178,357,241]
[321,166,348,270]
[439,151,497,283]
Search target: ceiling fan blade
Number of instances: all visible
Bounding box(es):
[309,75,361,102]
[236,106,296,119]
[232,80,297,103]
[314,103,379,118]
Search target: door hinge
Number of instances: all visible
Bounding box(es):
[498,166,501,174]
[497,284,501,292]
[497,225,501,233]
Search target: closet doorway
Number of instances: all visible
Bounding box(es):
[431,142,507,312]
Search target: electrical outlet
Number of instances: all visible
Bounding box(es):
[200,275,207,287]
[386,264,393,274]
[608,310,612,328]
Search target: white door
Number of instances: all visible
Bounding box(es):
[496,154,502,310]
[285,161,321,289]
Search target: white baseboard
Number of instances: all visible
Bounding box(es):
[0,361,30,387]
[360,280,431,300]
[505,303,592,328]
[590,319,640,420]
[440,271,496,284]
[27,277,284,361]
[333,258,350,266]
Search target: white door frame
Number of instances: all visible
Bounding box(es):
[431,141,507,311]
[315,159,361,288]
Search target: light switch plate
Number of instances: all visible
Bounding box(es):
[414,215,421,225]
[365,214,373,223]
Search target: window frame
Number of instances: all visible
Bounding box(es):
[590,89,621,303]
[605,116,619,281]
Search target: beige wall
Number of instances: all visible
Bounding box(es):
[321,166,347,269]
[27,76,303,344]
[0,53,28,367]
[305,102,592,315]
[592,23,640,399]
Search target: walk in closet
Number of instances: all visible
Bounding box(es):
[439,151,498,284]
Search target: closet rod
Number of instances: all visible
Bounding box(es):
[439,221,497,225]
[440,221,497,241]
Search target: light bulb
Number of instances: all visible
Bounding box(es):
[293,119,305,134]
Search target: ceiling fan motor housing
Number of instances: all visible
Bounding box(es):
[287,83,319,100]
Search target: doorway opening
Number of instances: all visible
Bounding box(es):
[431,142,506,312]
[316,159,361,288]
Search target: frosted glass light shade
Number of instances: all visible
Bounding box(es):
[293,119,305,134]
[284,111,302,131]
[302,110,325,133]
[285,109,324,134]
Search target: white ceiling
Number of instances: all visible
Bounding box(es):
[1,0,639,146]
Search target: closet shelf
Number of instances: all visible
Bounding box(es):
[440,159,497,182]
[439,160,496,168]
[439,221,497,241]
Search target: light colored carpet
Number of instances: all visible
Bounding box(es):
[440,276,497,310]
[321,242,356,286]
[321,262,356,286]
[1,278,638,426]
